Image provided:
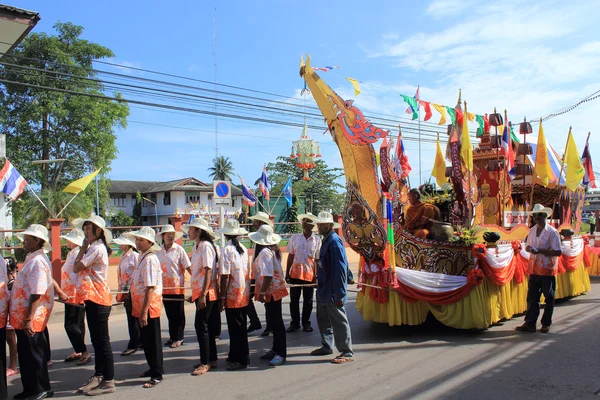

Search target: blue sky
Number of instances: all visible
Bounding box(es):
[13,0,600,188]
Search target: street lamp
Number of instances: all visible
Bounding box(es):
[31,158,100,217]
[142,196,159,226]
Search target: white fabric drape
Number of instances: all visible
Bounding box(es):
[483,244,514,269]
[396,268,467,293]
[561,237,584,257]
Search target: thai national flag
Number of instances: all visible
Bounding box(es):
[405,87,420,115]
[393,135,411,179]
[582,137,596,188]
[258,164,270,200]
[239,177,257,207]
[500,125,515,180]
[0,160,27,200]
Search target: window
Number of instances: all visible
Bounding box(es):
[164,192,171,206]
[110,195,127,207]
[185,192,201,204]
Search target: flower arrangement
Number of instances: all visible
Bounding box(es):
[423,192,455,206]
[467,268,485,285]
[449,226,482,246]
[471,244,488,259]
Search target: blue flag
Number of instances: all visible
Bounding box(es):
[282,177,292,207]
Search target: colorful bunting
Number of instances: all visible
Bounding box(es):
[400,95,418,120]
[446,106,456,124]
[313,66,339,72]
[475,115,485,137]
[419,100,432,121]
[432,104,447,125]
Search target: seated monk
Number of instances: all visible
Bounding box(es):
[404,188,441,239]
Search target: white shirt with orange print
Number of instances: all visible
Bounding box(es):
[130,250,163,319]
[0,257,7,328]
[76,240,112,306]
[157,243,191,295]
[526,224,562,276]
[61,247,80,304]
[190,241,218,302]
[117,249,139,291]
[220,240,250,309]
[9,249,54,332]
[287,233,321,282]
[253,248,288,302]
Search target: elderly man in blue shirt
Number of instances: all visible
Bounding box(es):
[310,212,354,364]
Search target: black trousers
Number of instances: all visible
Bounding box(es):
[590,223,595,235]
[64,303,87,354]
[265,299,286,358]
[194,297,217,365]
[525,275,556,327]
[85,301,114,380]
[225,307,249,366]
[137,315,164,380]
[124,296,141,350]
[0,327,6,399]
[163,294,186,342]
[289,278,314,327]
[16,329,51,395]
[248,282,270,329]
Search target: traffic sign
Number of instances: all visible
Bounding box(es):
[213,180,231,205]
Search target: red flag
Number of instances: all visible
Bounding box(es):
[394,134,412,179]
[582,134,596,188]
[419,100,432,121]
[455,108,463,126]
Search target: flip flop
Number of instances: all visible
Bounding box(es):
[169,340,183,348]
[64,353,82,362]
[6,368,18,377]
[191,365,210,376]
[142,378,162,388]
[77,355,92,366]
[331,355,354,364]
[121,348,137,356]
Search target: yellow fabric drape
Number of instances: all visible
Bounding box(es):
[564,128,585,191]
[461,106,473,172]
[432,137,448,187]
[535,120,553,187]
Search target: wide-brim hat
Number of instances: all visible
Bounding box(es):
[314,211,341,228]
[297,213,317,225]
[248,211,274,227]
[16,224,53,252]
[112,233,137,248]
[60,228,84,247]
[124,226,161,252]
[73,215,113,243]
[527,204,553,217]
[248,224,281,246]
[216,219,248,236]
[155,224,184,242]
[182,217,218,239]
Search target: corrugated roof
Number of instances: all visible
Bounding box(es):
[0,5,40,19]
[108,178,242,196]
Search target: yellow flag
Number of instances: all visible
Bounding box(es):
[346,77,360,96]
[63,169,101,194]
[432,136,448,187]
[432,104,446,125]
[563,128,585,191]
[467,112,475,121]
[461,105,473,171]
[534,120,553,187]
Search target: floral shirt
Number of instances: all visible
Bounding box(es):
[157,243,191,295]
[191,241,218,302]
[9,249,54,332]
[220,240,250,309]
[253,248,288,302]
[0,257,7,328]
[61,247,80,304]
[287,233,321,282]
[117,249,139,291]
[526,224,562,276]
[76,240,112,306]
[130,250,163,319]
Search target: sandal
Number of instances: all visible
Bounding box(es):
[142,378,162,388]
[77,354,92,366]
[6,368,18,377]
[163,339,173,347]
[170,340,184,348]
[121,348,137,356]
[332,354,354,364]
[191,364,210,376]
[226,362,247,371]
[64,353,82,362]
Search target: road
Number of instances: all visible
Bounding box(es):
[7,278,600,400]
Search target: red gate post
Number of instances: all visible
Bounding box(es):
[48,218,65,284]
[334,214,344,240]
[170,215,183,245]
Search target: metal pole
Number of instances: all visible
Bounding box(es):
[417,85,422,186]
[95,175,100,216]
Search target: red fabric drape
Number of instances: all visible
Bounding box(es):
[559,252,584,273]
[394,280,476,305]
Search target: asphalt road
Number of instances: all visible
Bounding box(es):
[7,278,600,400]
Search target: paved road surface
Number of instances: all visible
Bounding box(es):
[7,278,600,400]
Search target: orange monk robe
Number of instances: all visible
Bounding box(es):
[404,203,441,239]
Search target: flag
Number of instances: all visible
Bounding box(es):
[432,104,446,125]
[510,123,520,143]
[258,164,270,200]
[239,176,257,207]
[313,66,339,72]
[445,106,456,124]
[432,136,448,187]
[0,160,27,200]
[582,134,596,188]
[534,120,553,187]
[467,112,475,122]
[563,128,585,191]
[393,134,412,179]
[500,125,516,180]
[282,176,293,206]
[419,100,432,121]
[63,168,101,194]
[346,77,361,96]
[400,94,418,120]
[475,115,485,137]
[460,108,473,172]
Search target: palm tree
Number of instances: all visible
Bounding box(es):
[20,188,90,227]
[208,155,234,181]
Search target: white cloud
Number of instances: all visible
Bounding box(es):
[105,58,142,75]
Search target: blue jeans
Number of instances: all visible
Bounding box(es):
[525,275,556,327]
[316,302,353,355]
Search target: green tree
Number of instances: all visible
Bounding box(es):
[208,155,234,181]
[0,22,129,195]
[108,209,134,227]
[133,191,143,225]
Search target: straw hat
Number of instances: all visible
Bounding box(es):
[527,204,553,218]
[216,219,248,236]
[248,211,274,227]
[124,226,161,251]
[60,228,84,247]
[16,224,53,252]
[297,212,317,225]
[73,215,113,243]
[314,211,341,228]
[248,224,281,246]
[182,217,218,239]
[112,233,137,248]
[155,224,184,242]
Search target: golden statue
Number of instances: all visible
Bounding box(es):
[481,182,499,225]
